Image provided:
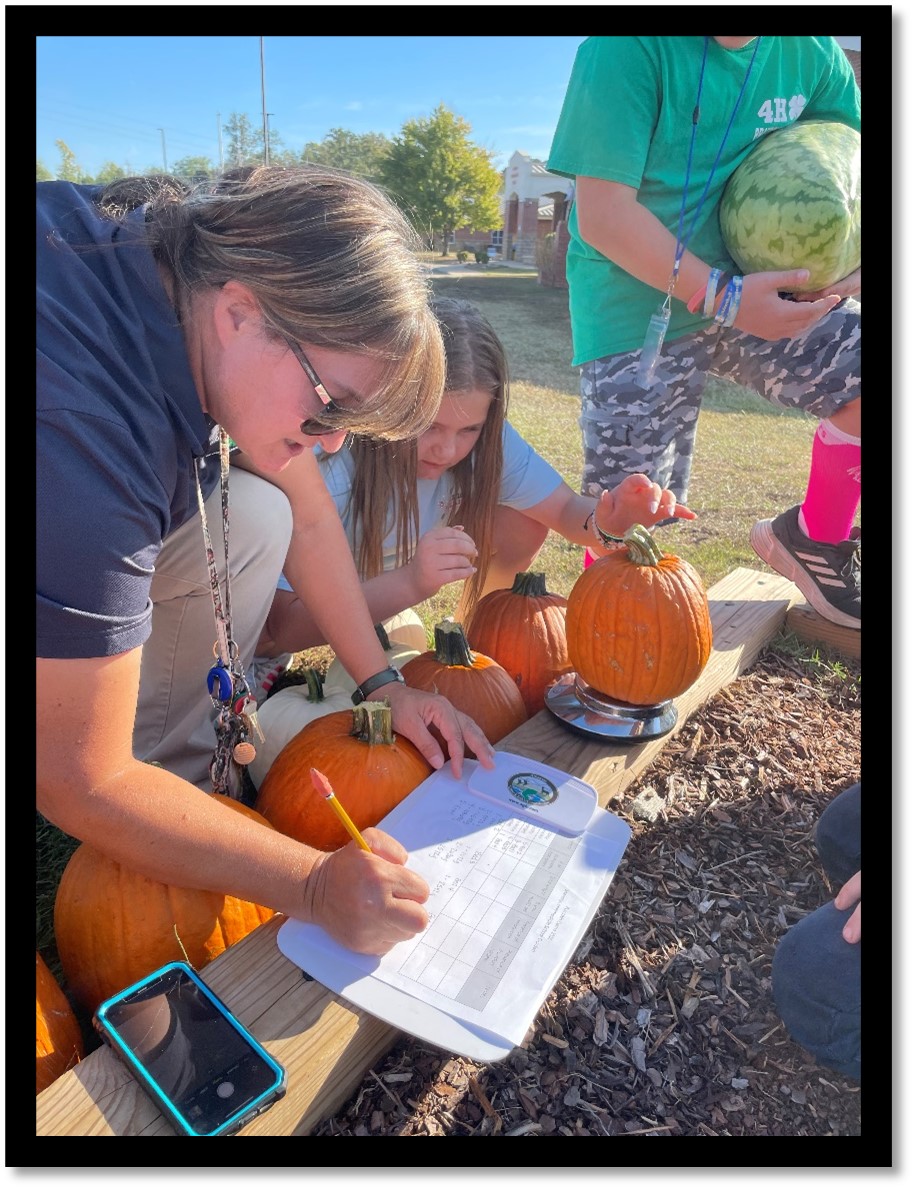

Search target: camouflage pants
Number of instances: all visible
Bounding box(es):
[579,298,860,504]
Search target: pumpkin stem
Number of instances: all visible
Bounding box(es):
[303,667,324,702]
[432,617,476,667]
[373,621,392,651]
[351,699,396,745]
[622,524,664,567]
[511,571,549,597]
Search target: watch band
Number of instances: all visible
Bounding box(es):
[351,665,406,705]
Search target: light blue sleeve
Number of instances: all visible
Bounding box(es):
[315,445,357,523]
[499,423,564,510]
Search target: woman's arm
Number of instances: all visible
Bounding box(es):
[36,651,430,954]
[232,449,493,774]
[258,525,479,656]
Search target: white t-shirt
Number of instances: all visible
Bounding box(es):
[277,423,563,591]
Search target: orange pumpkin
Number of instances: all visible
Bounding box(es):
[400,618,527,747]
[465,571,571,718]
[565,524,712,705]
[36,951,84,1095]
[255,701,433,851]
[53,794,277,1014]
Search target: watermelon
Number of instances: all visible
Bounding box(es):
[719,121,860,292]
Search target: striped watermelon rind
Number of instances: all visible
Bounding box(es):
[719,121,860,292]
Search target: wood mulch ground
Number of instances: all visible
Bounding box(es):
[297,634,861,1139]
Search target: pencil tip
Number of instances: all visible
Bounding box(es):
[310,767,333,797]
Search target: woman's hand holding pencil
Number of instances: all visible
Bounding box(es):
[299,768,430,955]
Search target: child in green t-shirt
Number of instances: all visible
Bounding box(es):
[547,36,860,629]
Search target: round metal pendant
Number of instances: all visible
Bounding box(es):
[545,673,678,742]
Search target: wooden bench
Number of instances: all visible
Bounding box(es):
[36,568,801,1136]
[785,603,860,661]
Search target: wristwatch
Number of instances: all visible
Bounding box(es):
[351,665,406,705]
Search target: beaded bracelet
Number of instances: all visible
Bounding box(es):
[583,509,625,547]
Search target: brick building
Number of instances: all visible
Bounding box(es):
[498,151,575,266]
[450,150,574,264]
[833,36,861,87]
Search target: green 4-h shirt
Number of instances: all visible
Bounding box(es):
[546,36,860,365]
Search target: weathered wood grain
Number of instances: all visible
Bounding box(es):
[785,602,860,660]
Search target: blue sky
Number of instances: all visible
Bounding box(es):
[36,35,587,179]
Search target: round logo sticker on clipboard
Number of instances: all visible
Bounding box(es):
[507,772,559,807]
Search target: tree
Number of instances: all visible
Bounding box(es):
[170,155,217,181]
[37,159,53,181]
[269,148,302,168]
[300,128,391,181]
[93,162,130,185]
[222,112,264,168]
[379,105,502,254]
[54,139,93,184]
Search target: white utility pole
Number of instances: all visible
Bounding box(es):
[260,37,269,166]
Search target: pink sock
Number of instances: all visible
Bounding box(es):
[798,419,861,544]
[583,547,597,570]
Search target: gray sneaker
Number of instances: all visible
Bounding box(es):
[750,506,860,629]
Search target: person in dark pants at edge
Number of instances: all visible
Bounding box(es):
[771,782,861,1082]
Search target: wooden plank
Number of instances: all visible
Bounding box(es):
[36,566,799,1137]
[35,919,400,1137]
[785,603,860,661]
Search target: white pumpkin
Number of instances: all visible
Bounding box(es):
[247,632,422,790]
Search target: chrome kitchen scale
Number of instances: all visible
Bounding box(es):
[545,672,678,742]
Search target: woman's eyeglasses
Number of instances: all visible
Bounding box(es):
[283,335,353,436]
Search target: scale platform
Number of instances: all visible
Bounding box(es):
[545,672,678,742]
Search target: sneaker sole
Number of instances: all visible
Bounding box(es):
[750,520,861,630]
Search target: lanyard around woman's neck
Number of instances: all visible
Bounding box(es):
[194,427,263,797]
[196,428,234,666]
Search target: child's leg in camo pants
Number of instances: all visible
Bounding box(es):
[578,300,860,507]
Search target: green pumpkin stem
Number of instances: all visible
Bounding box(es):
[351,699,396,744]
[511,571,549,597]
[303,667,324,702]
[433,617,475,668]
[622,524,664,567]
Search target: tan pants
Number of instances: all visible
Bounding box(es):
[133,468,292,790]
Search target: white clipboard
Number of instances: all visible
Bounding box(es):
[277,752,631,1062]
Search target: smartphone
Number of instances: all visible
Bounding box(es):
[93,960,286,1136]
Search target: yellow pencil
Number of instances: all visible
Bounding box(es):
[309,767,372,851]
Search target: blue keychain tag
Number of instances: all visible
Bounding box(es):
[207,662,233,703]
[634,302,671,391]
